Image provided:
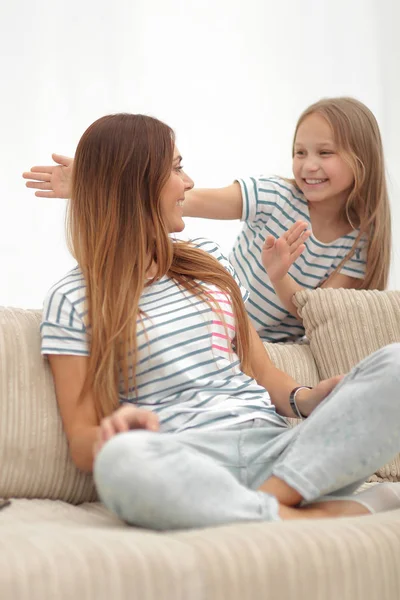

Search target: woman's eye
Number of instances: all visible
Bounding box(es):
[295,151,304,156]
[174,166,183,172]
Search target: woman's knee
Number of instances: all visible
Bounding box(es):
[94,431,158,495]
[95,429,170,479]
[93,430,169,524]
[354,343,400,378]
[371,343,400,375]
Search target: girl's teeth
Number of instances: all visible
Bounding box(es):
[177,200,184,206]
[305,179,326,184]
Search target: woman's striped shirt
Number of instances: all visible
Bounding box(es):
[41,239,286,433]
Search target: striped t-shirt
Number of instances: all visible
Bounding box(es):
[230,176,367,342]
[41,238,286,433]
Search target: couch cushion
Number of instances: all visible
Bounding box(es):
[0,307,96,503]
[294,288,400,379]
[263,341,320,387]
[294,288,400,482]
[1,498,400,600]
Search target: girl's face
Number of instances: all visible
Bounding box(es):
[160,147,194,233]
[292,113,354,210]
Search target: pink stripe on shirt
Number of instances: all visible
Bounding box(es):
[212,320,235,332]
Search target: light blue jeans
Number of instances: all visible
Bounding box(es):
[94,344,400,530]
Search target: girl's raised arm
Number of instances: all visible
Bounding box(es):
[183,182,243,220]
[23,153,73,198]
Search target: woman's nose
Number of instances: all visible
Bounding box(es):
[183,171,194,191]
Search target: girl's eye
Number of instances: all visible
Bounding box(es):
[295,151,305,156]
[320,151,333,155]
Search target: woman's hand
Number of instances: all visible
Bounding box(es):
[94,404,160,457]
[296,375,344,417]
[22,153,74,198]
[262,221,311,282]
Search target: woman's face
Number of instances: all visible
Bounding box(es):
[160,147,194,233]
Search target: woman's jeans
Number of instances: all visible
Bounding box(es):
[94,344,400,530]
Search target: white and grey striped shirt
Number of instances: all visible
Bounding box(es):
[41,239,286,433]
[230,176,367,341]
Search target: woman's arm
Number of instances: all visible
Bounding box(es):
[48,354,100,472]
[48,354,159,472]
[247,322,341,417]
[247,322,301,416]
[183,182,243,220]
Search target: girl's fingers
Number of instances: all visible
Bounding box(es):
[291,244,306,262]
[22,171,51,182]
[288,229,311,253]
[52,153,74,166]
[27,155,72,173]
[286,221,311,246]
[282,220,305,240]
[25,181,53,190]
[28,166,56,174]
[263,235,276,249]
[34,191,57,198]
[286,223,308,244]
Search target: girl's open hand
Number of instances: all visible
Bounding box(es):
[94,404,160,457]
[22,153,74,198]
[262,221,311,282]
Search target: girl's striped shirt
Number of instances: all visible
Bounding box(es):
[230,176,367,342]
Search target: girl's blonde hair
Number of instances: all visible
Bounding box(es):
[292,97,391,290]
[68,114,252,419]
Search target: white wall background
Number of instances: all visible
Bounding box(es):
[0,0,399,307]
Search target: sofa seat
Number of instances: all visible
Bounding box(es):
[1,498,400,600]
[2,299,400,600]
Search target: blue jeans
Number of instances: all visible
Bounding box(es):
[94,344,400,530]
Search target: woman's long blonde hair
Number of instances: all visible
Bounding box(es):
[292,97,391,290]
[68,114,252,419]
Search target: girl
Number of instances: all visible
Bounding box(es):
[41,113,400,531]
[24,97,392,342]
[182,96,391,341]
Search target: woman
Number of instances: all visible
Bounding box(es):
[41,113,400,530]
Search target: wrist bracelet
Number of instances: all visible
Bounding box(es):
[289,386,312,419]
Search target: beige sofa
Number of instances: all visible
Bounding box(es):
[1,289,400,600]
